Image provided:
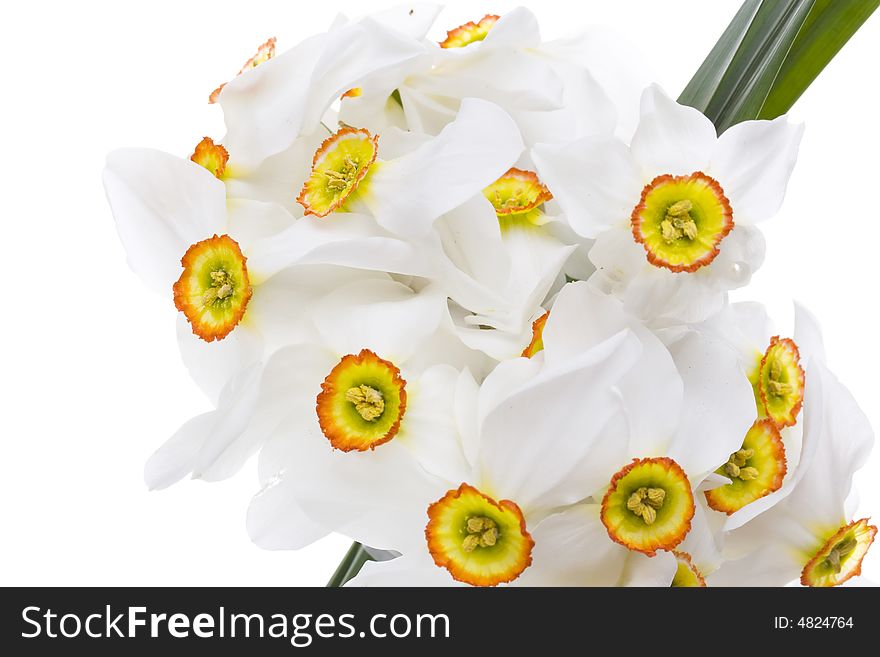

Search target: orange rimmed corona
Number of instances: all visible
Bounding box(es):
[601,457,695,556]
[631,172,733,273]
[173,234,252,342]
[316,349,407,452]
[426,483,534,586]
[209,37,276,103]
[190,137,229,179]
[521,311,550,358]
[297,127,380,217]
[483,168,553,229]
[757,336,805,428]
[439,15,500,49]
[801,519,876,587]
[705,419,787,515]
[671,551,707,587]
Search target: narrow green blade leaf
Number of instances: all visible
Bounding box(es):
[678,0,762,113]
[708,0,816,132]
[758,0,880,119]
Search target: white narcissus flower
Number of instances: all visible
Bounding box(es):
[344,282,754,586]
[102,4,877,587]
[244,278,488,551]
[338,8,624,147]
[690,302,831,532]
[104,146,306,401]
[709,350,876,587]
[214,17,429,170]
[533,84,803,324]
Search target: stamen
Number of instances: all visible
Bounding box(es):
[345,384,385,421]
[626,486,666,525]
[660,199,698,244]
[823,536,858,574]
[462,516,499,552]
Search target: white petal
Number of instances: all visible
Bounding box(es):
[246,266,387,356]
[619,551,677,586]
[424,49,564,113]
[710,116,803,223]
[364,98,524,238]
[709,544,800,587]
[144,412,213,491]
[541,282,683,456]
[539,27,655,139]
[144,363,260,488]
[532,136,642,238]
[589,226,738,324]
[511,66,616,145]
[784,360,874,529]
[245,345,337,479]
[630,85,717,176]
[679,500,724,575]
[453,368,481,469]
[312,279,445,362]
[435,197,509,294]
[367,3,442,39]
[259,411,443,551]
[484,7,541,48]
[176,315,262,404]
[245,213,435,281]
[347,551,462,587]
[224,135,320,216]
[665,331,755,481]
[398,365,471,483]
[708,224,766,291]
[794,302,827,365]
[220,20,426,167]
[225,199,295,260]
[477,329,642,512]
[103,149,226,293]
[190,363,264,481]
[247,476,329,550]
[515,505,627,586]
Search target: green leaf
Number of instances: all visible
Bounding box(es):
[680,0,816,133]
[758,0,880,119]
[680,0,879,132]
[678,0,762,114]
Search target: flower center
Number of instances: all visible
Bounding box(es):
[439,14,500,48]
[823,536,857,574]
[801,519,877,587]
[484,168,553,230]
[601,457,694,556]
[626,486,666,525]
[209,36,276,103]
[757,336,805,428]
[631,172,734,273]
[297,127,379,218]
[316,349,406,452]
[660,200,698,243]
[190,137,229,179]
[173,234,252,342]
[345,384,385,421]
[426,483,534,586]
[705,419,787,515]
[203,269,235,305]
[521,310,550,358]
[461,516,499,552]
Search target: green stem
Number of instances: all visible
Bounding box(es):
[327,542,374,587]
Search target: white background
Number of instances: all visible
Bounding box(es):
[2,0,878,586]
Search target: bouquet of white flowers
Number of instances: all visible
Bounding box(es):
[104,3,877,587]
